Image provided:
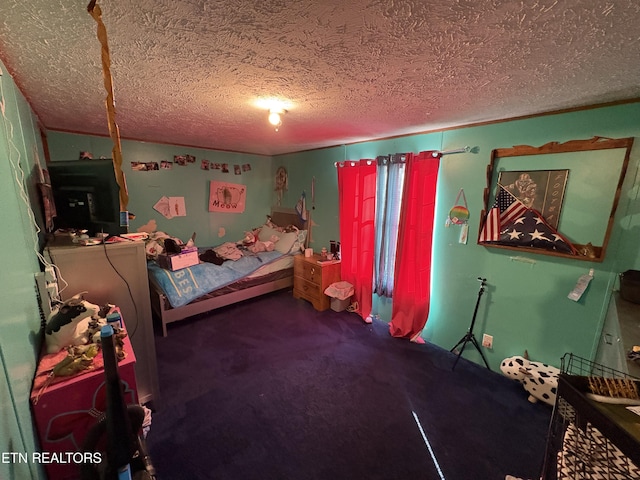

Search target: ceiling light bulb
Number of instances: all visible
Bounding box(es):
[268,111,281,126]
[267,108,287,131]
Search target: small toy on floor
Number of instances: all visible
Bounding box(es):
[500,352,559,406]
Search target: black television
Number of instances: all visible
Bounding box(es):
[47,159,127,236]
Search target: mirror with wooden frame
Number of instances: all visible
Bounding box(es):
[477,136,634,262]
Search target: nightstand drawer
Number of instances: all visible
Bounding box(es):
[297,259,323,284]
[294,276,322,300]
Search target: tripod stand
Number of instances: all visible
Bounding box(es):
[451,277,491,371]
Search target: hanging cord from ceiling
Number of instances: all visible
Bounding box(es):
[87,0,128,211]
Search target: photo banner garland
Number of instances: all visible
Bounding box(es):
[209,181,247,213]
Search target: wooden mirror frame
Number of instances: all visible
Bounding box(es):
[478,136,635,262]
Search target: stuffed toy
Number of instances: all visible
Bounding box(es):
[242,230,257,247]
[242,231,276,253]
[248,239,275,253]
[500,353,559,406]
[45,292,100,354]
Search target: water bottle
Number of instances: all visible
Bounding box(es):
[106,312,122,329]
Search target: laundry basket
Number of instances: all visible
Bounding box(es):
[324,281,354,312]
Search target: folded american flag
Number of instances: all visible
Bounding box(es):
[479,184,576,255]
[479,185,527,242]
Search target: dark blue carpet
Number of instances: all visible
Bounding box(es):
[147,290,551,480]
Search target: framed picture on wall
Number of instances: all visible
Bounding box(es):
[497,169,569,229]
[478,136,635,262]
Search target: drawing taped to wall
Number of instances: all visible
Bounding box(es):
[154,196,187,219]
[209,180,246,213]
[497,169,568,229]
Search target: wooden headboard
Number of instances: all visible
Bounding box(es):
[270,206,309,231]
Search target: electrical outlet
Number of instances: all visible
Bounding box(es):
[482,333,493,349]
[44,265,57,283]
[34,272,53,320]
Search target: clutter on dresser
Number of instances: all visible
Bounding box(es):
[330,240,341,260]
[31,303,143,480]
[44,234,159,406]
[52,228,148,246]
[41,292,130,383]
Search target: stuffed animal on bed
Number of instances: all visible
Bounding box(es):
[242,231,276,253]
[45,293,100,354]
[500,354,560,406]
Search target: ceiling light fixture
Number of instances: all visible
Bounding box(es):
[268,108,287,132]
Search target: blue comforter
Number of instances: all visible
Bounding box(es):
[148,250,285,308]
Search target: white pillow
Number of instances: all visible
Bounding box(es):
[274,232,298,254]
[258,225,282,243]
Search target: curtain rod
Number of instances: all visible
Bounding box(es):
[434,146,471,157]
[334,146,472,166]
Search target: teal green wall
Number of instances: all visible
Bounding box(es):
[46,133,272,246]
[44,100,640,374]
[0,61,47,480]
[277,103,640,371]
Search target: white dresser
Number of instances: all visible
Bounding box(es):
[45,237,160,407]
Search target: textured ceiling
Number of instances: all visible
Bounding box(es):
[0,0,639,156]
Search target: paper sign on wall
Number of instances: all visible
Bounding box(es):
[209,181,246,213]
[154,196,187,219]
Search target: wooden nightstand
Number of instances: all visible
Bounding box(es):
[293,254,341,311]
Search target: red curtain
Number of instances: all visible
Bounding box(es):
[389,151,440,341]
[336,160,377,320]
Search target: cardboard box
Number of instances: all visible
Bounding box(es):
[158,246,199,271]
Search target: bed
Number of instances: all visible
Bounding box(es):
[148,207,308,336]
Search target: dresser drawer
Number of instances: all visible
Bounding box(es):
[297,259,323,284]
[294,276,322,300]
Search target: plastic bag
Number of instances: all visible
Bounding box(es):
[324,281,354,300]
